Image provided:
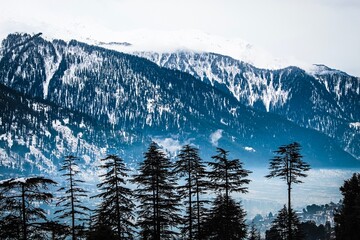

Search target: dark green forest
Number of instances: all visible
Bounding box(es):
[0,142,359,240]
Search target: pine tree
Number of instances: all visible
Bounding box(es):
[41,220,69,240]
[203,194,247,240]
[173,144,209,240]
[206,148,251,240]
[248,222,261,240]
[55,155,90,240]
[208,148,251,204]
[265,142,310,240]
[299,221,328,240]
[0,177,57,240]
[334,173,360,240]
[92,154,135,239]
[132,142,181,240]
[266,206,302,240]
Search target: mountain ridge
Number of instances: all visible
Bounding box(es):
[0,32,359,177]
[134,50,360,160]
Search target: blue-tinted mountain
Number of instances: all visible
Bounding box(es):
[0,33,358,177]
[135,51,360,159]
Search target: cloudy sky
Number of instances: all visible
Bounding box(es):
[1,0,359,76]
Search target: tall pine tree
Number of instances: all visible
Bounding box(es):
[132,142,181,240]
[208,148,251,203]
[334,173,360,240]
[248,222,261,240]
[206,148,251,240]
[92,154,135,239]
[265,142,310,240]
[173,144,209,240]
[55,155,90,240]
[0,177,57,240]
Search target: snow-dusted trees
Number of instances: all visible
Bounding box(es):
[0,177,57,239]
[132,142,181,240]
[91,154,135,239]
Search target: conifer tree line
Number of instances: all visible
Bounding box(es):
[0,141,359,239]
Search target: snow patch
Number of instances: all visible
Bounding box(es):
[153,137,183,156]
[107,112,117,125]
[52,120,78,153]
[27,145,56,172]
[79,119,86,128]
[349,122,360,129]
[0,177,28,184]
[147,99,155,113]
[210,129,223,147]
[44,130,51,137]
[83,155,91,164]
[43,50,62,98]
[0,132,13,148]
[244,146,256,152]
[220,118,228,125]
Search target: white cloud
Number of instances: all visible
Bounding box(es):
[210,129,223,147]
[153,137,183,156]
[0,0,359,76]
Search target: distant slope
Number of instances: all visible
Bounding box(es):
[0,33,358,176]
[134,51,360,160]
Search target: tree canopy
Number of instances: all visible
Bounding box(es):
[334,173,360,240]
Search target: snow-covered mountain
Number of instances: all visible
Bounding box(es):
[132,51,360,160]
[1,32,358,176]
[80,29,359,160]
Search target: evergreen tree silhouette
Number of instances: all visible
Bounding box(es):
[265,206,302,240]
[55,155,90,240]
[299,221,328,240]
[203,194,247,240]
[87,224,118,240]
[173,144,210,240]
[334,173,360,240]
[265,142,310,240]
[132,142,181,240]
[209,148,251,203]
[205,147,251,239]
[0,177,56,240]
[248,222,261,240]
[41,220,69,240]
[92,154,135,239]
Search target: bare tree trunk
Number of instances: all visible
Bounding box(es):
[21,184,27,240]
[288,182,292,240]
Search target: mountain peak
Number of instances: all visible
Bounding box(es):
[90,29,292,70]
[308,64,349,76]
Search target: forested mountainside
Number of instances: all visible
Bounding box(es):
[135,51,360,160]
[0,33,359,175]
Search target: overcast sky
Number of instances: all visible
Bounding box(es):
[1,0,359,76]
